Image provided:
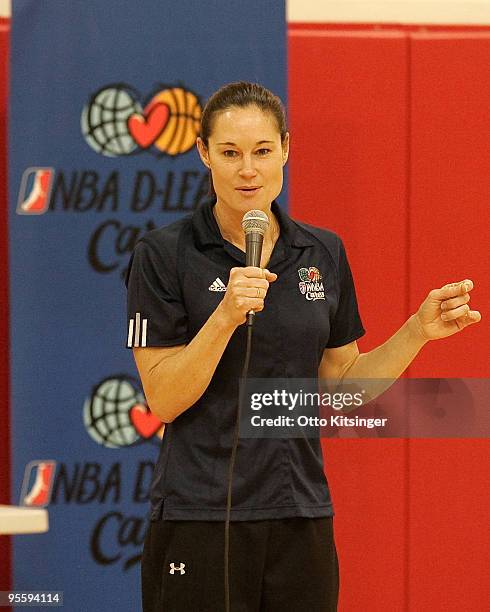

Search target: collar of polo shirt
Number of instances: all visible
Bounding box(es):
[192,199,315,251]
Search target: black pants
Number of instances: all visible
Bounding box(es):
[141,517,339,611]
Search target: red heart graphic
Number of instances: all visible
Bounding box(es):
[128,102,169,148]
[130,403,162,438]
[308,269,316,281]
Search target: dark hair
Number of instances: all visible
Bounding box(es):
[200,81,288,195]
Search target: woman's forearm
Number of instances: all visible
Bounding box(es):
[340,315,428,404]
[345,315,428,380]
[146,304,237,422]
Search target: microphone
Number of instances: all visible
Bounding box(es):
[241,210,269,326]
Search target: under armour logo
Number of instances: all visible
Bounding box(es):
[169,562,186,575]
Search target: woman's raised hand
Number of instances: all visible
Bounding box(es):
[411,279,481,341]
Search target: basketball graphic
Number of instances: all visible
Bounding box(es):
[150,87,202,155]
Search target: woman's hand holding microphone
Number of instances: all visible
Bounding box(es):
[217,266,278,328]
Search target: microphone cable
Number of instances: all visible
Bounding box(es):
[224,209,268,611]
[224,321,253,612]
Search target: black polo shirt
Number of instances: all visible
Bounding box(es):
[125,199,365,521]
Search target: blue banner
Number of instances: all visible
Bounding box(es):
[9,1,286,609]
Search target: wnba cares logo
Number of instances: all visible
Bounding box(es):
[81,83,202,157]
[298,266,325,301]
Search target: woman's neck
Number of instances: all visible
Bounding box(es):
[213,199,279,252]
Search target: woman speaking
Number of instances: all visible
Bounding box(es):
[126,81,480,611]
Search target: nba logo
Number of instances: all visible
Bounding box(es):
[20,460,57,506]
[16,167,54,215]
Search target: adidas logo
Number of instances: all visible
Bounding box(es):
[208,277,227,292]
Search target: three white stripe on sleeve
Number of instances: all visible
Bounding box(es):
[127,312,148,348]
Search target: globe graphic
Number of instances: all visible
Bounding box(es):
[81,86,142,157]
[83,377,145,448]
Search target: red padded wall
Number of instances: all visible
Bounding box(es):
[289,29,410,611]
[289,24,489,611]
[408,32,490,612]
[0,18,11,591]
